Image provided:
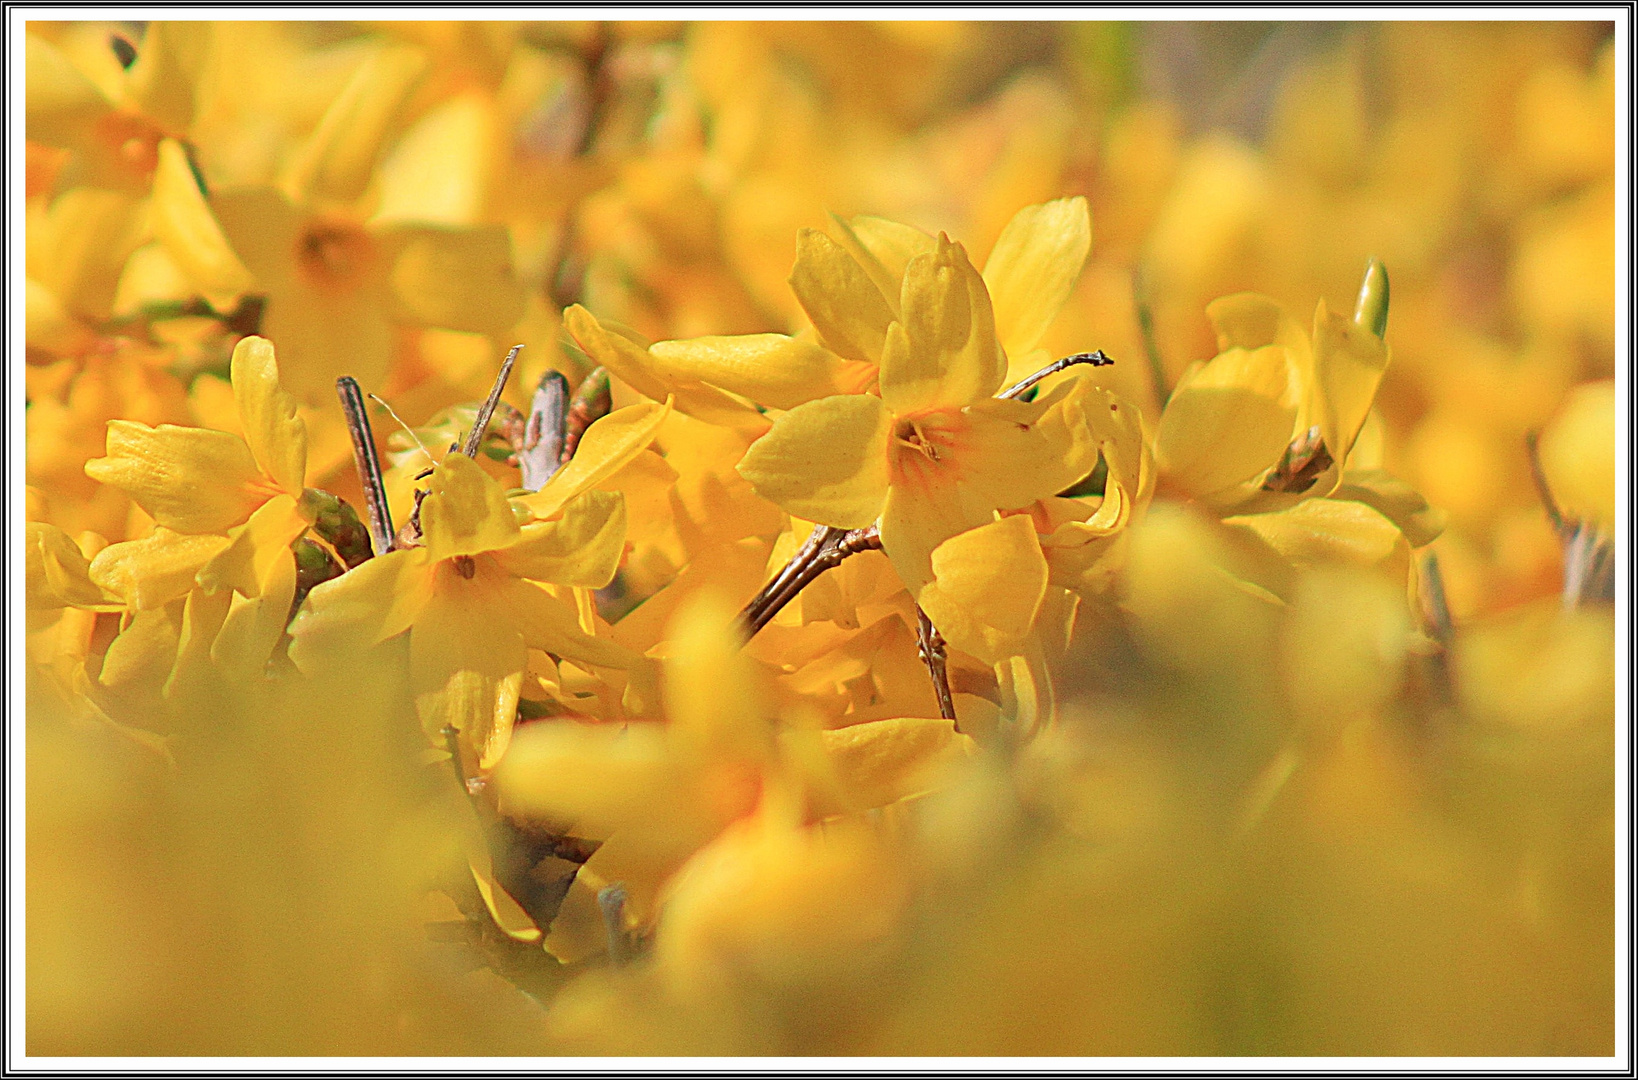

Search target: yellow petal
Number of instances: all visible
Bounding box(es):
[820,716,972,810]
[1155,346,1296,498]
[27,522,120,611]
[877,464,992,597]
[521,398,671,522]
[789,228,896,363]
[89,530,232,611]
[25,32,113,145]
[385,225,527,338]
[209,548,298,679]
[564,305,765,433]
[880,234,1005,414]
[1538,379,1615,528]
[419,452,522,562]
[1225,499,1410,578]
[1311,299,1390,472]
[411,570,527,769]
[918,515,1049,665]
[647,333,851,411]
[286,547,432,672]
[1331,470,1447,549]
[495,490,627,588]
[280,41,428,206]
[664,591,768,763]
[737,394,892,529]
[826,213,911,317]
[494,720,675,837]
[195,494,310,599]
[982,196,1091,361]
[123,22,211,134]
[229,336,307,497]
[841,214,937,288]
[1205,292,1311,355]
[85,420,268,533]
[957,386,1103,514]
[150,139,255,312]
[501,577,647,674]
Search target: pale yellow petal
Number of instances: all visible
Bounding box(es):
[877,467,992,597]
[26,31,113,145]
[209,548,298,679]
[789,228,896,363]
[737,394,891,529]
[1311,299,1390,472]
[280,41,428,206]
[286,548,433,672]
[385,225,527,338]
[195,494,310,599]
[918,515,1049,665]
[85,420,268,534]
[495,490,626,588]
[412,570,527,769]
[982,196,1091,361]
[1225,499,1410,578]
[843,214,936,285]
[150,138,255,312]
[229,336,307,497]
[521,398,671,522]
[494,720,675,838]
[820,716,972,811]
[90,530,232,611]
[419,452,522,562]
[1155,346,1297,498]
[647,334,851,411]
[123,22,212,133]
[880,234,1005,414]
[26,522,121,611]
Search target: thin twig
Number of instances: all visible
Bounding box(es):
[915,605,958,727]
[336,376,396,556]
[1132,265,1169,409]
[998,350,1113,401]
[737,525,881,640]
[1418,552,1456,707]
[1523,431,1566,535]
[462,344,523,459]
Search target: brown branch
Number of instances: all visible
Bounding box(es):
[1523,430,1566,535]
[335,376,396,556]
[915,605,958,728]
[462,344,523,459]
[999,350,1113,401]
[737,525,881,640]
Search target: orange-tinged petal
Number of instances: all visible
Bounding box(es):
[737,394,892,529]
[982,197,1091,362]
[411,564,527,769]
[877,464,992,597]
[89,530,232,611]
[123,22,211,134]
[521,398,671,522]
[789,228,896,363]
[85,420,268,533]
[1155,346,1296,498]
[495,490,626,588]
[919,515,1049,665]
[286,547,433,672]
[419,452,521,562]
[880,234,1004,414]
[150,139,255,312]
[820,716,972,811]
[647,333,850,411]
[229,336,307,497]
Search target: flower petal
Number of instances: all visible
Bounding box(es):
[419,452,521,562]
[229,336,307,497]
[789,228,897,364]
[842,214,936,285]
[385,224,527,339]
[90,530,232,611]
[150,139,255,312]
[918,514,1050,665]
[880,234,1005,414]
[819,716,972,811]
[1311,299,1391,473]
[877,464,992,597]
[737,394,892,529]
[982,196,1091,362]
[1154,346,1297,498]
[495,490,627,588]
[1225,499,1410,578]
[286,547,432,672]
[280,41,428,206]
[411,566,527,769]
[521,398,671,522]
[27,522,120,611]
[85,420,267,533]
[195,494,310,599]
[647,333,853,411]
[209,548,299,680]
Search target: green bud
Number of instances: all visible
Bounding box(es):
[1353,258,1389,338]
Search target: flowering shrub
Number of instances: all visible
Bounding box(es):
[25,19,1615,1057]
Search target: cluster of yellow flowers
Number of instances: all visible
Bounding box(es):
[25,21,1614,1056]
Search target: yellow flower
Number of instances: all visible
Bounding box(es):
[289,400,670,770]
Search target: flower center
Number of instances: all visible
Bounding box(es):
[295,216,374,289]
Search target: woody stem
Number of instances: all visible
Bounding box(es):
[999,349,1114,401]
[915,605,958,727]
[336,375,396,557]
[737,524,881,641]
[462,344,523,458]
